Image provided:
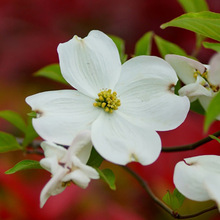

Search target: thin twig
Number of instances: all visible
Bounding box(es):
[16,130,220,154]
[122,166,217,219]
[16,137,42,149]
[177,205,217,219]
[122,166,174,214]
[162,130,220,152]
[26,148,44,155]
[16,137,43,155]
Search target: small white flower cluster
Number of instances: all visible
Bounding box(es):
[39,130,99,208]
[165,54,220,210]
[26,30,193,207]
[166,54,220,118]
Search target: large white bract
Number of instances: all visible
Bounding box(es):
[26,30,190,165]
[174,155,220,210]
[40,130,99,208]
[165,54,220,119]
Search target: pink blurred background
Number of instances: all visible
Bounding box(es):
[0,0,220,219]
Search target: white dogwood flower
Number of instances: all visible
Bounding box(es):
[26,30,190,165]
[165,54,220,118]
[174,155,220,210]
[40,130,99,208]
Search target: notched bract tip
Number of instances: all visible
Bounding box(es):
[35,109,43,118]
[74,35,85,45]
[130,153,138,162]
[168,83,175,93]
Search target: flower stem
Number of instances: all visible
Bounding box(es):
[122,166,217,219]
[16,137,43,155]
[191,34,204,58]
[162,130,220,152]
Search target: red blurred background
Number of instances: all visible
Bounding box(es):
[0,0,220,219]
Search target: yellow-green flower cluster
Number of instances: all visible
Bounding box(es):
[93,89,121,113]
[194,69,219,92]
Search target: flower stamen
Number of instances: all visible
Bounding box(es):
[62,181,72,187]
[194,69,219,92]
[93,89,121,113]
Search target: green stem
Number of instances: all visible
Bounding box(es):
[191,34,204,58]
[122,166,217,219]
[162,130,220,152]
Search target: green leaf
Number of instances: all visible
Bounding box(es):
[0,131,22,153]
[190,99,205,115]
[163,188,185,211]
[204,92,220,131]
[96,168,116,190]
[178,0,208,51]
[87,147,104,167]
[22,117,38,147]
[203,42,220,52]
[154,35,188,58]
[34,64,68,84]
[178,0,209,13]
[0,110,27,133]
[109,35,127,63]
[178,0,208,53]
[161,12,220,42]
[135,31,153,56]
[5,160,42,174]
[209,135,220,143]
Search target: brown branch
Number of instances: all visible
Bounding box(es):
[16,137,43,155]
[162,130,220,152]
[16,137,42,149]
[17,130,220,154]
[177,205,217,219]
[122,166,217,219]
[122,166,174,214]
[25,148,44,156]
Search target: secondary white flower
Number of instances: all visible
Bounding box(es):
[174,155,220,210]
[26,30,190,165]
[165,54,220,118]
[40,130,99,208]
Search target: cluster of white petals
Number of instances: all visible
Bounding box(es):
[174,155,220,210]
[165,54,220,119]
[40,130,99,208]
[26,30,190,166]
[166,54,220,210]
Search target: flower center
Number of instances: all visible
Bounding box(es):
[93,89,121,113]
[62,181,71,187]
[194,69,219,92]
